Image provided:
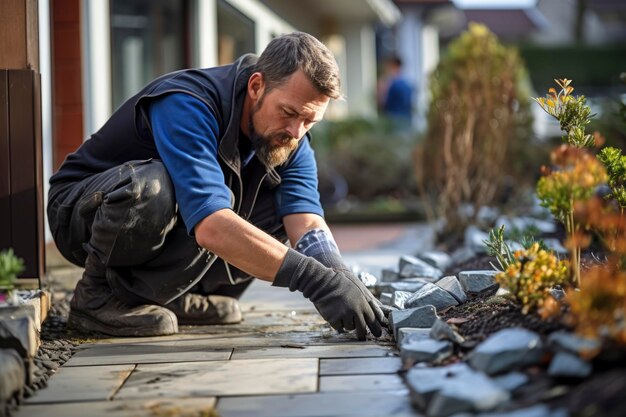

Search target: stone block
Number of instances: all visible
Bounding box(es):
[491,372,529,392]
[548,351,592,378]
[405,282,459,312]
[397,328,431,346]
[429,318,464,344]
[547,331,601,357]
[376,279,429,296]
[381,268,400,283]
[405,362,474,410]
[0,348,25,411]
[458,270,499,294]
[0,307,38,359]
[390,305,439,340]
[469,328,544,375]
[400,338,452,366]
[435,275,467,304]
[391,291,411,309]
[399,255,443,280]
[417,250,452,272]
[427,370,510,417]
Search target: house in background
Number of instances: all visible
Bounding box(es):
[39,0,401,242]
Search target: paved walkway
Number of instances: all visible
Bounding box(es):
[17,223,433,417]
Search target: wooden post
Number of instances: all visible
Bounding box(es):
[0,0,44,286]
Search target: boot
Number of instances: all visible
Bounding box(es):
[166,293,242,325]
[68,255,178,337]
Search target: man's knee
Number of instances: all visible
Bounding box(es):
[126,160,175,216]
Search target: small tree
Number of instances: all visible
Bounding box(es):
[534,79,607,286]
[417,23,532,242]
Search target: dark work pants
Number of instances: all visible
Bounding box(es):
[47,160,286,306]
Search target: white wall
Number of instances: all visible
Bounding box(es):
[39,0,53,242]
[81,0,112,137]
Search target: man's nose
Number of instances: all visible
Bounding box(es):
[285,120,306,139]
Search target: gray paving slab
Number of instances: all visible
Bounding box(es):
[115,358,318,399]
[24,364,134,404]
[319,374,406,392]
[64,343,231,366]
[14,398,217,417]
[319,357,402,375]
[231,344,395,359]
[80,330,387,353]
[217,391,420,417]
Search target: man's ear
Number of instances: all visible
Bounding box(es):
[248,72,265,101]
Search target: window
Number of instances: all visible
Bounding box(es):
[217,0,255,65]
[110,0,188,108]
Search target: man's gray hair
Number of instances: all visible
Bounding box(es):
[256,32,342,99]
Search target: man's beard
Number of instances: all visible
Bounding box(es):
[248,108,298,168]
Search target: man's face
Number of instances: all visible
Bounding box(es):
[248,70,330,168]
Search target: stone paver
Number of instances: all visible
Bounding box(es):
[319,374,406,392]
[15,398,217,417]
[231,344,395,359]
[319,357,402,375]
[64,343,232,366]
[25,364,134,404]
[115,358,317,399]
[217,391,419,417]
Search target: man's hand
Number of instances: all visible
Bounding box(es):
[273,249,385,340]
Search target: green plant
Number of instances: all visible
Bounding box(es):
[484,225,515,271]
[485,224,548,272]
[534,79,595,148]
[597,146,626,210]
[496,243,570,314]
[534,80,609,286]
[0,249,25,300]
[417,23,533,239]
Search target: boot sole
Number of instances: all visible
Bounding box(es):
[68,310,178,337]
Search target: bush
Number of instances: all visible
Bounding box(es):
[311,117,418,205]
[417,23,533,239]
[496,243,570,315]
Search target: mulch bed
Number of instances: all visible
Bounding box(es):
[436,253,626,417]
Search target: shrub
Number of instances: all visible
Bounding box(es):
[311,117,417,204]
[417,23,533,239]
[567,263,626,345]
[597,146,626,210]
[495,243,570,315]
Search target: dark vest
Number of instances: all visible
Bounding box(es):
[50,54,298,217]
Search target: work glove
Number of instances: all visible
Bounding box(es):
[294,229,396,322]
[273,248,386,340]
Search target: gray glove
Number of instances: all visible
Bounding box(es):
[273,248,385,340]
[294,229,396,321]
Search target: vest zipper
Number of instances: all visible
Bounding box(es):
[245,173,268,220]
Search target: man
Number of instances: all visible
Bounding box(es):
[48,32,389,340]
[378,56,414,123]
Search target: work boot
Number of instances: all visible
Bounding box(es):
[68,256,178,337]
[166,293,242,325]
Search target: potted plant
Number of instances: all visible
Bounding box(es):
[0,248,25,305]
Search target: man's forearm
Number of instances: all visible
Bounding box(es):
[194,208,288,281]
